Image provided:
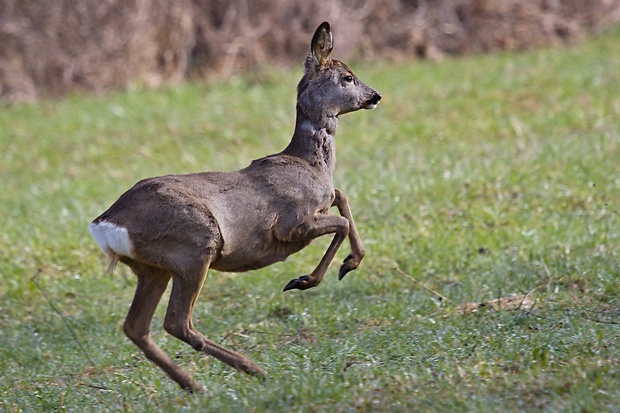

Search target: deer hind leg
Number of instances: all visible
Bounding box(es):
[333,189,365,280]
[282,214,350,291]
[163,260,266,379]
[122,263,204,392]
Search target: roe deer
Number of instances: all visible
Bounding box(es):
[89,22,381,392]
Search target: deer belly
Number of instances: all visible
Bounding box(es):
[212,238,311,272]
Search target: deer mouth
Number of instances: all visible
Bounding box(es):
[362,92,382,109]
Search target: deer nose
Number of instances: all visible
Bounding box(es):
[363,92,381,109]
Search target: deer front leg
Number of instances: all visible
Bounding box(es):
[283,214,350,291]
[333,189,365,280]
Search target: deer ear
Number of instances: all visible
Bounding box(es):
[310,22,333,67]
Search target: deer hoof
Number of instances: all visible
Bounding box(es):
[184,381,207,394]
[338,254,358,280]
[283,275,311,292]
[245,364,267,380]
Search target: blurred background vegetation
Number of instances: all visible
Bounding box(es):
[2,0,620,103]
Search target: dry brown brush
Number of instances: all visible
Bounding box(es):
[1,0,619,103]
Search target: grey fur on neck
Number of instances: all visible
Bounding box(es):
[283,115,337,175]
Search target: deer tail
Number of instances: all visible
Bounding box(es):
[105,250,120,275]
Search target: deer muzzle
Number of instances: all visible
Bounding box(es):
[363,92,382,109]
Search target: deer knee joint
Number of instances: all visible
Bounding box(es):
[123,320,147,343]
[334,189,348,204]
[122,323,135,340]
[357,246,366,260]
[163,318,186,340]
[192,342,205,351]
[341,218,350,236]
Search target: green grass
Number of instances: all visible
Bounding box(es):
[1,27,619,412]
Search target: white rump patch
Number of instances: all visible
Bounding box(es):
[88,221,134,258]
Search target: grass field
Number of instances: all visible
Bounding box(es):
[1,27,619,412]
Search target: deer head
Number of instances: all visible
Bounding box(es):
[297,22,381,123]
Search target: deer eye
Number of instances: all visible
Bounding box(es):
[343,75,354,83]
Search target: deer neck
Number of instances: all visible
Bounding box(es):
[282,104,338,175]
